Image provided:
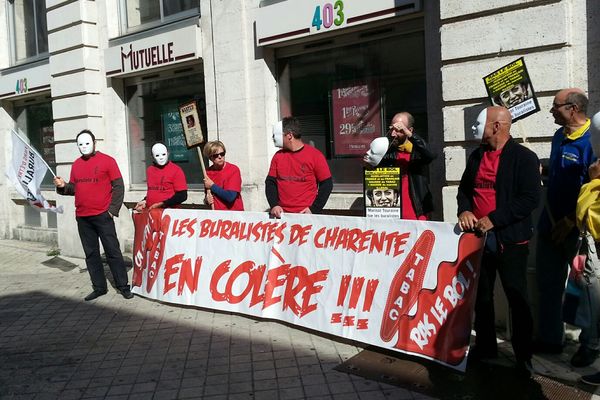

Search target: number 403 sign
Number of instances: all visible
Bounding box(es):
[312,0,345,31]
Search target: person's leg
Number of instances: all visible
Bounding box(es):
[535,233,573,347]
[77,216,108,293]
[95,212,130,291]
[498,243,533,363]
[473,248,499,357]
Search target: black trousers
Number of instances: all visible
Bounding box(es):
[474,234,533,362]
[76,212,129,292]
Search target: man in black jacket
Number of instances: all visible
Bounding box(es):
[457,106,541,376]
[378,112,436,219]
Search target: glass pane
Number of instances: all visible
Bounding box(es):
[126,0,161,28]
[13,0,37,61]
[126,74,207,187]
[164,0,199,17]
[280,32,427,186]
[14,101,55,188]
[35,0,48,54]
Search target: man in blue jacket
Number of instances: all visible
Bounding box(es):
[458,106,541,377]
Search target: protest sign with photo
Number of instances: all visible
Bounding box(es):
[178,101,204,148]
[364,167,401,218]
[132,209,484,371]
[483,57,540,121]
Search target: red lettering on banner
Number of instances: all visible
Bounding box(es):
[343,316,355,326]
[198,219,286,244]
[349,277,365,309]
[162,254,203,296]
[171,218,196,238]
[331,313,342,323]
[357,319,369,329]
[336,275,352,306]
[263,265,288,308]
[313,227,409,257]
[332,275,380,329]
[289,224,312,246]
[362,279,379,312]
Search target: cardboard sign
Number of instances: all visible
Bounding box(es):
[179,101,204,148]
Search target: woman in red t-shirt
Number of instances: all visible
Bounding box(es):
[203,141,244,211]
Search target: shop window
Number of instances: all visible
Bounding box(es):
[120,0,200,32]
[126,72,207,188]
[277,31,427,191]
[8,0,48,64]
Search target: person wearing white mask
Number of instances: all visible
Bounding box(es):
[266,117,332,218]
[457,106,541,377]
[53,130,133,301]
[134,142,188,211]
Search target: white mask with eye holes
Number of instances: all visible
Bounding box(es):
[272,120,284,148]
[151,143,169,166]
[472,109,488,141]
[590,111,600,157]
[77,133,95,156]
[364,137,389,167]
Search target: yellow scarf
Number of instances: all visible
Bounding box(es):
[576,179,600,240]
[397,140,413,153]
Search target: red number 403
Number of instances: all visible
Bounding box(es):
[312,0,344,31]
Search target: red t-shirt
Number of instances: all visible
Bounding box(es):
[473,149,501,219]
[395,152,427,220]
[268,145,331,213]
[207,162,244,211]
[69,151,122,217]
[146,162,188,207]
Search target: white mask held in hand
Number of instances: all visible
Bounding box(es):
[77,133,95,156]
[152,143,169,166]
[363,137,389,166]
[590,112,600,157]
[472,109,488,140]
[272,120,284,148]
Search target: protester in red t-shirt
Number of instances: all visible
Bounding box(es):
[266,117,332,218]
[203,141,244,211]
[53,130,132,301]
[134,143,188,211]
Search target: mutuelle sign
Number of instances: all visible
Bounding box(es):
[256,0,422,46]
[105,24,201,77]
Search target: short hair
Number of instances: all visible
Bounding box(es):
[566,92,588,114]
[203,140,226,158]
[282,117,302,139]
[76,129,95,141]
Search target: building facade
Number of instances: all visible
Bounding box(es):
[0,0,599,258]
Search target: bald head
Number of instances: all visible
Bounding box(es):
[552,88,588,128]
[480,106,512,149]
[487,106,512,127]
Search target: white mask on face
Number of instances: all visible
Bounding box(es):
[472,109,488,140]
[363,137,389,166]
[272,120,284,148]
[152,143,169,166]
[77,133,95,156]
[590,112,600,157]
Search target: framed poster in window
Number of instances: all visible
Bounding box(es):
[161,103,189,162]
[179,100,204,148]
[330,79,382,157]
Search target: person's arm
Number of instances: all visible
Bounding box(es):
[163,190,188,208]
[310,177,333,213]
[265,175,279,209]
[409,135,436,165]
[56,182,75,196]
[109,178,125,217]
[210,185,237,205]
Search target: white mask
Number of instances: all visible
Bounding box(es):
[363,137,389,166]
[151,143,169,166]
[272,120,284,148]
[590,112,600,157]
[472,109,488,140]
[77,133,95,156]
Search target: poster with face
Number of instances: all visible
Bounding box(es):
[483,57,540,122]
[178,101,204,148]
[364,167,401,219]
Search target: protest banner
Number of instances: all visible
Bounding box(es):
[5,129,63,213]
[364,167,401,218]
[132,209,484,371]
[483,57,540,122]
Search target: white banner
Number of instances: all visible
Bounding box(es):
[132,209,484,371]
[6,130,63,213]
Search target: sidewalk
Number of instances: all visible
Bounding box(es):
[0,238,598,400]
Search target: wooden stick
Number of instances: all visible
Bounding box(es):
[196,146,214,210]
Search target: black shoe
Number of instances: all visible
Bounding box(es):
[581,372,600,385]
[571,346,599,367]
[120,288,134,299]
[84,290,107,301]
[532,340,563,355]
[516,359,534,379]
[468,345,498,361]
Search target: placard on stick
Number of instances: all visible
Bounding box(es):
[179,101,204,148]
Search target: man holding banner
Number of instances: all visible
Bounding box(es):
[457,106,541,376]
[54,130,133,301]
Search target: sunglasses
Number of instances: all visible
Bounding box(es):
[209,151,226,160]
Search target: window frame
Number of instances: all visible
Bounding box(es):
[118,0,200,36]
[7,0,49,66]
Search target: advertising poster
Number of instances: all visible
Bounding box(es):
[179,100,204,148]
[364,167,401,219]
[330,79,382,156]
[161,103,189,162]
[483,57,540,121]
[132,209,485,371]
